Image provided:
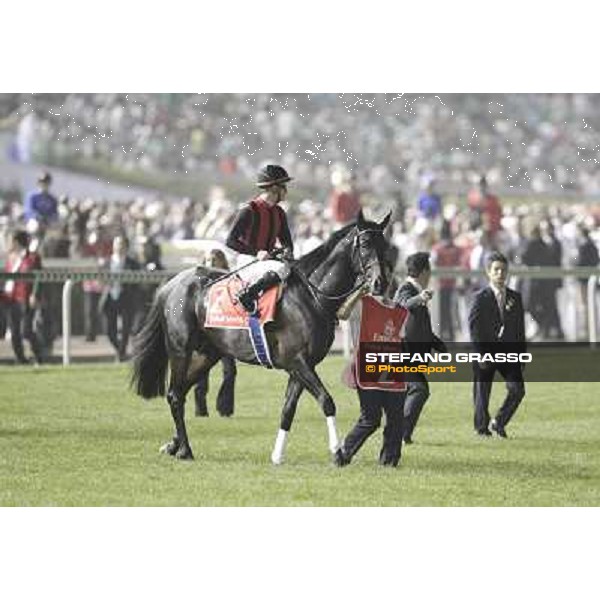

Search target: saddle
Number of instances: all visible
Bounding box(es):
[204,274,280,329]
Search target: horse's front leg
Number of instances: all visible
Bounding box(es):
[293,359,341,458]
[271,375,304,465]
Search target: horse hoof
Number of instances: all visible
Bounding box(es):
[175,447,194,460]
[334,448,351,467]
[159,441,179,456]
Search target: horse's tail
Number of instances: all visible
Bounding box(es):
[131,290,168,399]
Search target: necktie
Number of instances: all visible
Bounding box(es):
[497,291,505,320]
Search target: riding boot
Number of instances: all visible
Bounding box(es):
[237,270,282,314]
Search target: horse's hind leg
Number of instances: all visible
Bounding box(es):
[271,375,304,465]
[293,359,340,458]
[160,358,195,460]
[161,352,220,460]
[160,387,186,457]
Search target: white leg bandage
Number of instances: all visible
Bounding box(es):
[326,416,340,453]
[271,429,288,465]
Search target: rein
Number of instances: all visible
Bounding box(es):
[295,266,367,303]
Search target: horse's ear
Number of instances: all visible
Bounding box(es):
[379,211,392,231]
[356,209,365,226]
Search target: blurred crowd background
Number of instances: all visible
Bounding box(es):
[3,93,600,195]
[1,93,599,363]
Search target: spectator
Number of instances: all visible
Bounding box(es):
[101,235,141,361]
[469,230,499,292]
[417,173,442,222]
[81,223,112,342]
[575,225,600,339]
[133,235,164,334]
[329,166,361,229]
[468,175,503,239]
[0,230,44,364]
[431,221,462,341]
[23,172,58,238]
[194,186,235,241]
[540,219,565,339]
[521,225,550,336]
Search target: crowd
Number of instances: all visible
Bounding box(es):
[4,93,600,197]
[391,174,600,342]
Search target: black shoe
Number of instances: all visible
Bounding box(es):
[476,429,492,437]
[334,447,351,467]
[491,420,508,438]
[403,436,413,445]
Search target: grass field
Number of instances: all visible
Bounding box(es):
[0,356,598,506]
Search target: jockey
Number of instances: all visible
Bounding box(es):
[226,164,294,314]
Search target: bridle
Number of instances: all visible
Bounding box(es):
[296,227,383,305]
[352,228,382,282]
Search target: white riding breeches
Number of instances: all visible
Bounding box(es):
[235,257,290,284]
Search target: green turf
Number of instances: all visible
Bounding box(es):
[0,357,598,506]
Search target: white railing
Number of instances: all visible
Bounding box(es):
[1,267,599,364]
[1,270,175,365]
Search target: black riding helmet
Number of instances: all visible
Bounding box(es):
[256,164,292,188]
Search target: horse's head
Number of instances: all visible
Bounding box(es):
[352,209,392,296]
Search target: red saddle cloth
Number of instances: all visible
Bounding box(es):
[204,276,278,329]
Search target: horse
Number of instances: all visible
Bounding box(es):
[131,209,391,464]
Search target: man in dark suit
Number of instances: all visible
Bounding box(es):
[468,251,526,438]
[102,235,141,362]
[393,252,447,444]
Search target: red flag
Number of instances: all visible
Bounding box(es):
[342,295,408,392]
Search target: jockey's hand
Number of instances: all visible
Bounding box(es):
[279,248,294,261]
[257,250,270,261]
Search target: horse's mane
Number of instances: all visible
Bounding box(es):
[295,222,356,275]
